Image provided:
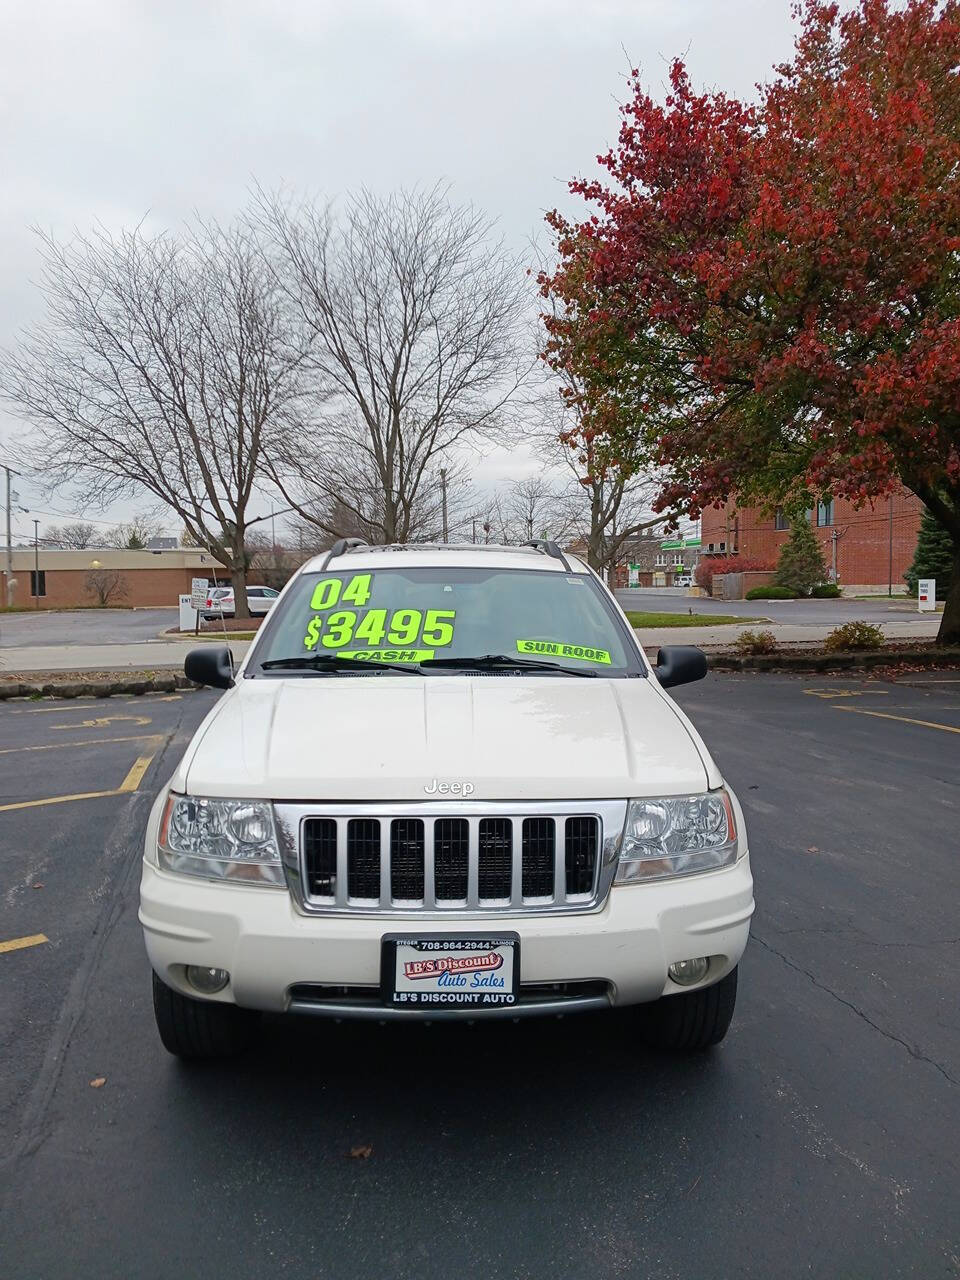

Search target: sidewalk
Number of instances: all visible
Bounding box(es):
[0,616,943,673]
[0,638,253,674]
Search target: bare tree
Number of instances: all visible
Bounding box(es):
[1,218,307,618]
[506,474,573,544]
[84,568,129,606]
[535,393,667,581]
[260,186,529,544]
[105,514,166,549]
[43,521,98,549]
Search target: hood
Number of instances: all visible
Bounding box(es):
[181,675,713,802]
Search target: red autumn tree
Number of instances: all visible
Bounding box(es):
[540,0,960,643]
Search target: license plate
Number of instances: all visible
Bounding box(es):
[381,933,520,1009]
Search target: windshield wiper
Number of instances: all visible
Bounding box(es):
[419,654,597,677]
[259,655,423,675]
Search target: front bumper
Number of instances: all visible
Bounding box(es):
[139,853,754,1016]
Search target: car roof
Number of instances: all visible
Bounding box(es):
[297,542,591,576]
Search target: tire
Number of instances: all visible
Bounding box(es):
[636,966,738,1052]
[152,972,257,1059]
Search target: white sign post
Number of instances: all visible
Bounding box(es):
[178,594,197,633]
[918,578,936,612]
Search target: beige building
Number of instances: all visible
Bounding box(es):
[2,547,227,610]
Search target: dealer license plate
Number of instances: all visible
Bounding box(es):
[381,934,520,1009]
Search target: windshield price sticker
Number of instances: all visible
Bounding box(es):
[303,574,457,652]
[517,639,612,665]
[335,649,434,663]
[303,607,455,651]
[383,935,520,1008]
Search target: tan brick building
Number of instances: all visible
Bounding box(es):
[700,489,923,593]
[2,547,227,609]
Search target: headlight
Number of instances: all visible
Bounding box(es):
[614,791,738,883]
[158,794,284,886]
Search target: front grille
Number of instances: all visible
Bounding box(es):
[347,819,380,898]
[390,819,424,900]
[565,817,599,895]
[300,811,603,913]
[478,818,512,898]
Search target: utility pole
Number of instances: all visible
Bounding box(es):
[270,506,278,584]
[887,494,894,597]
[4,465,16,608]
[33,518,39,609]
[439,468,448,543]
[471,516,476,545]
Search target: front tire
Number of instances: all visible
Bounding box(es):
[636,966,738,1052]
[152,972,258,1059]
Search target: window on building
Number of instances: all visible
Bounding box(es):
[655,553,667,566]
[774,508,789,531]
[817,498,834,527]
[30,570,46,597]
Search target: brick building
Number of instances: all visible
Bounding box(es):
[700,489,923,593]
[2,547,227,609]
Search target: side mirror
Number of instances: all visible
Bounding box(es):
[655,645,707,689]
[185,645,234,690]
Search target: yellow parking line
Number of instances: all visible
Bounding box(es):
[0,734,163,756]
[0,933,48,955]
[0,752,156,813]
[119,753,154,792]
[834,707,960,735]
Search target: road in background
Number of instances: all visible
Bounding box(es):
[0,608,176,648]
[616,588,937,625]
[1,673,958,1278]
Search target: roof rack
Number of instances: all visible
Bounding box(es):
[523,539,573,572]
[319,537,368,572]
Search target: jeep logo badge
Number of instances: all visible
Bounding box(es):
[423,778,475,797]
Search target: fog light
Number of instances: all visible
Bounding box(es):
[186,965,229,994]
[668,957,709,986]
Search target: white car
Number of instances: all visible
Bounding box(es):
[203,585,279,619]
[141,541,753,1058]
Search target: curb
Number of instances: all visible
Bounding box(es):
[706,647,960,673]
[0,674,195,701]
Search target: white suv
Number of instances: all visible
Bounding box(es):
[141,541,753,1057]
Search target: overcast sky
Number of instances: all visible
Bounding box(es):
[0,0,799,542]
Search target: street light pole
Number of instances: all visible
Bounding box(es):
[33,518,39,609]
[4,465,16,608]
[887,494,894,597]
[440,468,448,543]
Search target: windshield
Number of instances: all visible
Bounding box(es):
[249,566,644,676]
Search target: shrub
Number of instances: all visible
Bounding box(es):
[823,621,884,651]
[776,516,828,595]
[695,555,773,594]
[734,628,778,655]
[745,585,796,599]
[810,583,842,598]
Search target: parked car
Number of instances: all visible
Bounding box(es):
[144,540,753,1059]
[203,585,279,619]
[673,573,693,588]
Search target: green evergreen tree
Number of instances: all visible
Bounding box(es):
[775,515,828,595]
[905,507,954,599]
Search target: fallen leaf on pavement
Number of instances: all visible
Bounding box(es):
[807,846,819,853]
[33,883,45,890]
[89,1077,106,1088]
[349,1144,373,1160]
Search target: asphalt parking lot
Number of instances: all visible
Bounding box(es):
[0,607,176,648]
[0,674,957,1279]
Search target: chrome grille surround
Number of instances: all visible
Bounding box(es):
[274,800,628,918]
